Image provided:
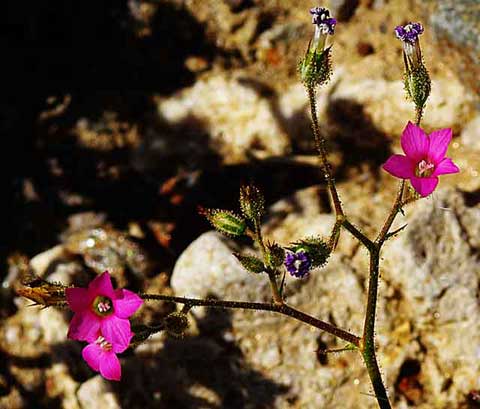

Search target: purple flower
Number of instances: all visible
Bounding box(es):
[310,7,337,35]
[285,251,312,278]
[383,122,459,197]
[395,22,424,43]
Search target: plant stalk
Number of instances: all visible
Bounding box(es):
[141,293,360,346]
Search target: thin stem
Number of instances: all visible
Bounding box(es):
[141,293,360,346]
[361,249,391,409]
[342,219,375,251]
[375,180,405,246]
[307,86,344,217]
[254,218,283,304]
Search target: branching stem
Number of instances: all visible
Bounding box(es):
[141,293,360,346]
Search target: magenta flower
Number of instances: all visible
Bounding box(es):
[383,122,459,197]
[82,335,130,381]
[66,271,143,350]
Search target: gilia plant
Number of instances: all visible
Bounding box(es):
[18,7,460,409]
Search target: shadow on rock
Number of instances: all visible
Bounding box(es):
[119,306,289,409]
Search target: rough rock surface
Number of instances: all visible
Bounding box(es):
[171,188,480,408]
[419,0,480,96]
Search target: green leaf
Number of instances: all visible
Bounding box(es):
[233,253,265,274]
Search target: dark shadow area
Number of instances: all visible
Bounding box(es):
[119,306,289,409]
[326,98,392,182]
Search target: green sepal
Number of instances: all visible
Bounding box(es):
[298,46,332,88]
[404,61,431,114]
[288,236,330,268]
[265,241,285,268]
[233,253,265,274]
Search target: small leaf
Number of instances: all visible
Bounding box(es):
[233,253,265,274]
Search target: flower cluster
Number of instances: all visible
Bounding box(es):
[66,271,143,380]
[383,122,459,197]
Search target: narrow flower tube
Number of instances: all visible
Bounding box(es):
[395,22,431,121]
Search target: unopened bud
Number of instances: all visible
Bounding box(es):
[200,207,247,237]
[239,184,265,222]
[164,312,189,337]
[265,241,285,268]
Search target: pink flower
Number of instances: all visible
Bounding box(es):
[66,271,143,350]
[383,122,459,197]
[82,335,129,381]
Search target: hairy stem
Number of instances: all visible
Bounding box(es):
[307,86,344,217]
[254,218,283,304]
[141,293,360,346]
[361,249,391,409]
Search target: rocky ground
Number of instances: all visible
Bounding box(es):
[1,0,479,408]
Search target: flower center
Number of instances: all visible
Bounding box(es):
[95,336,113,351]
[415,159,435,177]
[92,295,114,317]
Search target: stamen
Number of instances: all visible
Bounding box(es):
[95,336,113,351]
[416,159,435,177]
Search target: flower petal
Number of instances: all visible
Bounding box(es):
[382,154,414,179]
[99,351,121,381]
[428,128,452,163]
[101,316,132,352]
[433,157,459,176]
[82,343,102,372]
[114,289,144,319]
[88,271,114,298]
[401,121,429,161]
[410,176,439,197]
[68,311,101,342]
[66,287,90,312]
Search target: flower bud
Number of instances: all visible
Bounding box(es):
[239,184,265,222]
[233,253,265,274]
[200,207,247,237]
[395,22,431,120]
[298,7,337,88]
[265,241,285,268]
[164,312,189,338]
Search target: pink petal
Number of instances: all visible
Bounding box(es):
[88,271,114,298]
[99,351,121,381]
[101,316,132,352]
[82,343,102,372]
[68,311,101,342]
[114,289,143,319]
[401,122,429,161]
[433,157,459,176]
[382,154,414,179]
[428,128,452,163]
[66,287,90,312]
[410,176,439,197]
